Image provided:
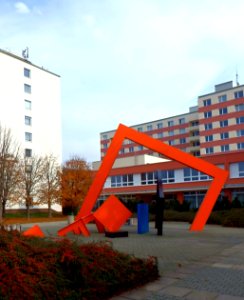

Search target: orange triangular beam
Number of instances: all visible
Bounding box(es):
[76,124,229,231]
[22,225,45,237]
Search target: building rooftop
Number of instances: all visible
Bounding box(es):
[0,48,60,77]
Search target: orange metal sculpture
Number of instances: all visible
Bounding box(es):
[59,123,229,236]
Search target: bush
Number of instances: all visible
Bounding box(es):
[222,209,244,227]
[163,210,195,223]
[0,230,159,300]
[163,208,244,228]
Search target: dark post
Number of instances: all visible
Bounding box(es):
[155,173,165,236]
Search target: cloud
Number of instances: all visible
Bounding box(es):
[15,2,30,14]
[82,15,96,27]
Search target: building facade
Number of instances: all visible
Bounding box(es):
[97,81,244,208]
[0,48,62,162]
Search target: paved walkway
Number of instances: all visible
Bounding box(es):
[22,221,244,300]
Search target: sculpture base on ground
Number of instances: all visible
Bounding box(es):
[105,231,128,238]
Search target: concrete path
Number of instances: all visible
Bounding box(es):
[22,221,244,300]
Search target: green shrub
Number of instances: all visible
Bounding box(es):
[164,210,195,223]
[163,208,244,228]
[222,209,244,227]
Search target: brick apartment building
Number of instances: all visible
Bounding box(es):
[95,81,244,208]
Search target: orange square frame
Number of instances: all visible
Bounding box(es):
[76,124,229,231]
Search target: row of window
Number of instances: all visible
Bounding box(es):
[204,105,244,118]
[24,68,32,158]
[205,143,244,154]
[136,118,186,133]
[204,118,244,129]
[108,163,244,188]
[204,130,244,141]
[203,91,244,106]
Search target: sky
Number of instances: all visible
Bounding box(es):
[1,0,244,163]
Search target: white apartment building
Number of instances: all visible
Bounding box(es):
[0,48,62,162]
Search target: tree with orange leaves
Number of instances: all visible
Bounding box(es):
[61,156,93,215]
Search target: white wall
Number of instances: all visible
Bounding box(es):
[0,50,62,162]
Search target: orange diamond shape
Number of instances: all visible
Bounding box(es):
[93,195,132,232]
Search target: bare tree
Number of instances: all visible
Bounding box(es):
[37,155,61,217]
[0,125,21,222]
[19,155,44,219]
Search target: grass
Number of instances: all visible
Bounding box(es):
[1,211,66,225]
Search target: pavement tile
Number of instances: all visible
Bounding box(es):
[158,286,192,297]
[144,278,179,291]
[185,289,218,300]
[215,295,244,300]
[212,263,234,269]
[114,289,152,300]
[233,265,244,271]
[110,296,131,300]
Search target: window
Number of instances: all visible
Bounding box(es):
[184,168,211,182]
[203,99,211,106]
[237,130,244,137]
[159,170,175,183]
[220,132,229,139]
[25,100,31,110]
[204,111,212,118]
[190,121,199,127]
[103,143,108,149]
[219,107,228,115]
[25,116,32,126]
[157,132,163,138]
[141,172,155,185]
[168,120,174,127]
[218,95,227,102]
[168,130,174,136]
[25,149,32,157]
[191,130,199,136]
[205,123,212,130]
[180,138,186,144]
[235,104,244,112]
[111,174,134,187]
[179,128,186,134]
[205,147,214,154]
[25,132,32,142]
[221,145,229,152]
[234,90,243,98]
[24,68,30,78]
[220,120,228,127]
[119,148,125,154]
[157,123,163,129]
[192,141,200,146]
[147,125,152,131]
[237,143,244,150]
[138,145,143,151]
[137,127,143,132]
[168,140,175,146]
[102,134,108,140]
[25,165,32,173]
[129,146,134,152]
[238,162,244,177]
[24,84,31,93]
[179,118,185,124]
[236,117,244,124]
[205,135,213,142]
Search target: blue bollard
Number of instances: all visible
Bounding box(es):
[137,203,149,234]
